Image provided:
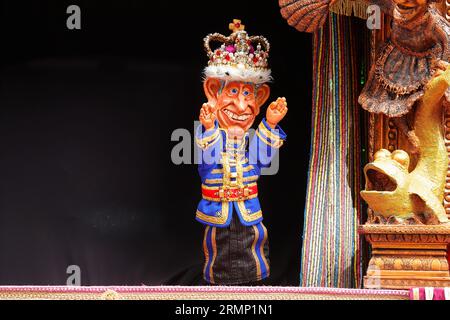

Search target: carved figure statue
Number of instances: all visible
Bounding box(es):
[279,0,450,224]
[281,0,450,151]
[361,66,450,224]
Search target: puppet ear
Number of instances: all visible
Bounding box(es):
[256,84,271,112]
[203,78,222,107]
[279,0,330,33]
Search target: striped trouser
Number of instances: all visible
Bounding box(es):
[202,215,270,285]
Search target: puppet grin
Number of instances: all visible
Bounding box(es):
[222,109,252,122]
[218,107,255,131]
[218,107,256,139]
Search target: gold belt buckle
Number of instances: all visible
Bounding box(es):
[237,186,250,201]
[218,188,225,200]
[243,186,250,197]
[219,186,250,201]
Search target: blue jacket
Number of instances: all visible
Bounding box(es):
[195,118,286,228]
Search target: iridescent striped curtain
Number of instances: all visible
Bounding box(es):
[300,13,368,288]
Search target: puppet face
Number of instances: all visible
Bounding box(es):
[204,79,270,139]
[393,0,428,22]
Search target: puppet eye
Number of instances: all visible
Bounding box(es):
[243,90,250,96]
[230,88,238,95]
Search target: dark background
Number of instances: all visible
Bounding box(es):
[0,0,312,285]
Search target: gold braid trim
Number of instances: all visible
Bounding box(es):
[237,201,262,222]
[211,165,255,175]
[196,129,221,150]
[204,178,223,184]
[203,173,258,184]
[256,131,284,149]
[0,289,409,300]
[196,202,230,225]
[257,122,284,148]
[258,122,281,141]
[236,151,244,188]
[243,176,258,183]
[221,152,232,187]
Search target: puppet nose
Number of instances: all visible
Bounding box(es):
[237,96,247,112]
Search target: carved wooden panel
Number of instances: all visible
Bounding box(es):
[367,6,450,220]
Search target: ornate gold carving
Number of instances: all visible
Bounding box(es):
[100,290,121,300]
[443,100,450,219]
[360,224,450,235]
[368,256,448,272]
[361,68,450,224]
[365,277,450,290]
[361,224,450,289]
[361,3,450,290]
[387,119,398,152]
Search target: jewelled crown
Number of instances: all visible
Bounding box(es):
[203,19,271,85]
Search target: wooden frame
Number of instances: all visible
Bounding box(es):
[0,286,409,300]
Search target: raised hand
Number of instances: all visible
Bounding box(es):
[266,97,288,129]
[199,103,216,130]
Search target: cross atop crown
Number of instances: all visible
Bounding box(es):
[229,19,245,33]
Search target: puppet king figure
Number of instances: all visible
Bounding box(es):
[195,20,288,285]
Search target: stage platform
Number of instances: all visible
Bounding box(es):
[0,286,409,300]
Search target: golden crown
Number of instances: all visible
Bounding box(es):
[203,20,271,84]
